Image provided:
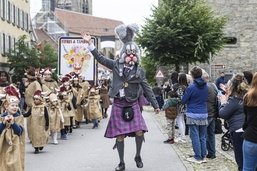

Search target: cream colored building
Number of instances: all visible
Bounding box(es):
[0,0,31,70]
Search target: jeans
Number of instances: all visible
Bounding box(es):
[207,117,216,156]
[189,124,207,160]
[230,131,244,171]
[243,139,257,171]
[176,113,185,139]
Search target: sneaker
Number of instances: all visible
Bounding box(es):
[163,139,174,144]
[201,158,207,163]
[53,140,58,145]
[186,157,202,164]
[175,138,186,143]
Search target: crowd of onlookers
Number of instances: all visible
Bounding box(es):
[152,68,257,171]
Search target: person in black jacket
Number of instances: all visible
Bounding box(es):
[242,72,257,171]
[218,73,249,171]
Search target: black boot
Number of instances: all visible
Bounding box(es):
[69,126,73,133]
[92,120,98,129]
[34,148,39,154]
[115,162,125,171]
[134,156,143,168]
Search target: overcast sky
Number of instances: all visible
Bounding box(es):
[30,0,159,26]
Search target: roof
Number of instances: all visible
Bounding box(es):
[34,28,58,49]
[54,8,123,37]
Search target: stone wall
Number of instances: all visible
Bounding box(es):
[196,0,257,80]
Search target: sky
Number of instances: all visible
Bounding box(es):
[30,0,159,26]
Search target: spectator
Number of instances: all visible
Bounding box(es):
[162,91,179,144]
[243,71,253,85]
[170,71,179,91]
[215,71,226,93]
[174,73,188,143]
[182,66,208,164]
[218,73,249,171]
[242,72,257,171]
[202,70,218,159]
[152,83,164,109]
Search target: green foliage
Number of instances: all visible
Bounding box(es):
[39,43,58,69]
[137,0,227,67]
[141,55,158,85]
[7,35,58,82]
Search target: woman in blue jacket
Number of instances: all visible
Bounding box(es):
[182,67,208,164]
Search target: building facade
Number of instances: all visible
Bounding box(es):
[0,0,31,70]
[198,0,257,80]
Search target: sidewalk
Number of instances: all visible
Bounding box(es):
[144,106,238,171]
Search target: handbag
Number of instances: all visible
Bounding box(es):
[121,106,134,122]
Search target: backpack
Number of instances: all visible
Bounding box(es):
[165,106,178,119]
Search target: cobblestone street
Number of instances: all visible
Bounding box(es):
[144,106,239,171]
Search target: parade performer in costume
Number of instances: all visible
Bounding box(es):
[47,93,63,145]
[40,67,58,93]
[84,86,102,129]
[0,85,25,171]
[82,23,160,171]
[71,74,85,128]
[23,90,49,154]
[99,79,111,118]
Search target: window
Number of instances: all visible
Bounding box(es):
[0,0,5,20]
[4,0,8,21]
[223,37,237,45]
[5,34,9,54]
[12,4,15,25]
[15,6,18,26]
[0,32,2,54]
[7,0,10,22]
[17,8,20,28]
[2,33,5,55]
[8,35,11,53]
[22,10,25,29]
[25,13,29,31]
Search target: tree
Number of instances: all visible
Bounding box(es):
[7,35,58,83]
[7,35,41,82]
[137,0,226,71]
[140,55,158,85]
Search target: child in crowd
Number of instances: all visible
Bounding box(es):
[162,91,179,144]
[48,93,63,145]
[0,85,25,170]
[23,90,49,154]
[59,86,73,139]
[84,86,102,129]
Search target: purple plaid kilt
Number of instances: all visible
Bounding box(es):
[104,98,148,138]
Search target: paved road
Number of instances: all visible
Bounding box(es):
[25,108,187,171]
